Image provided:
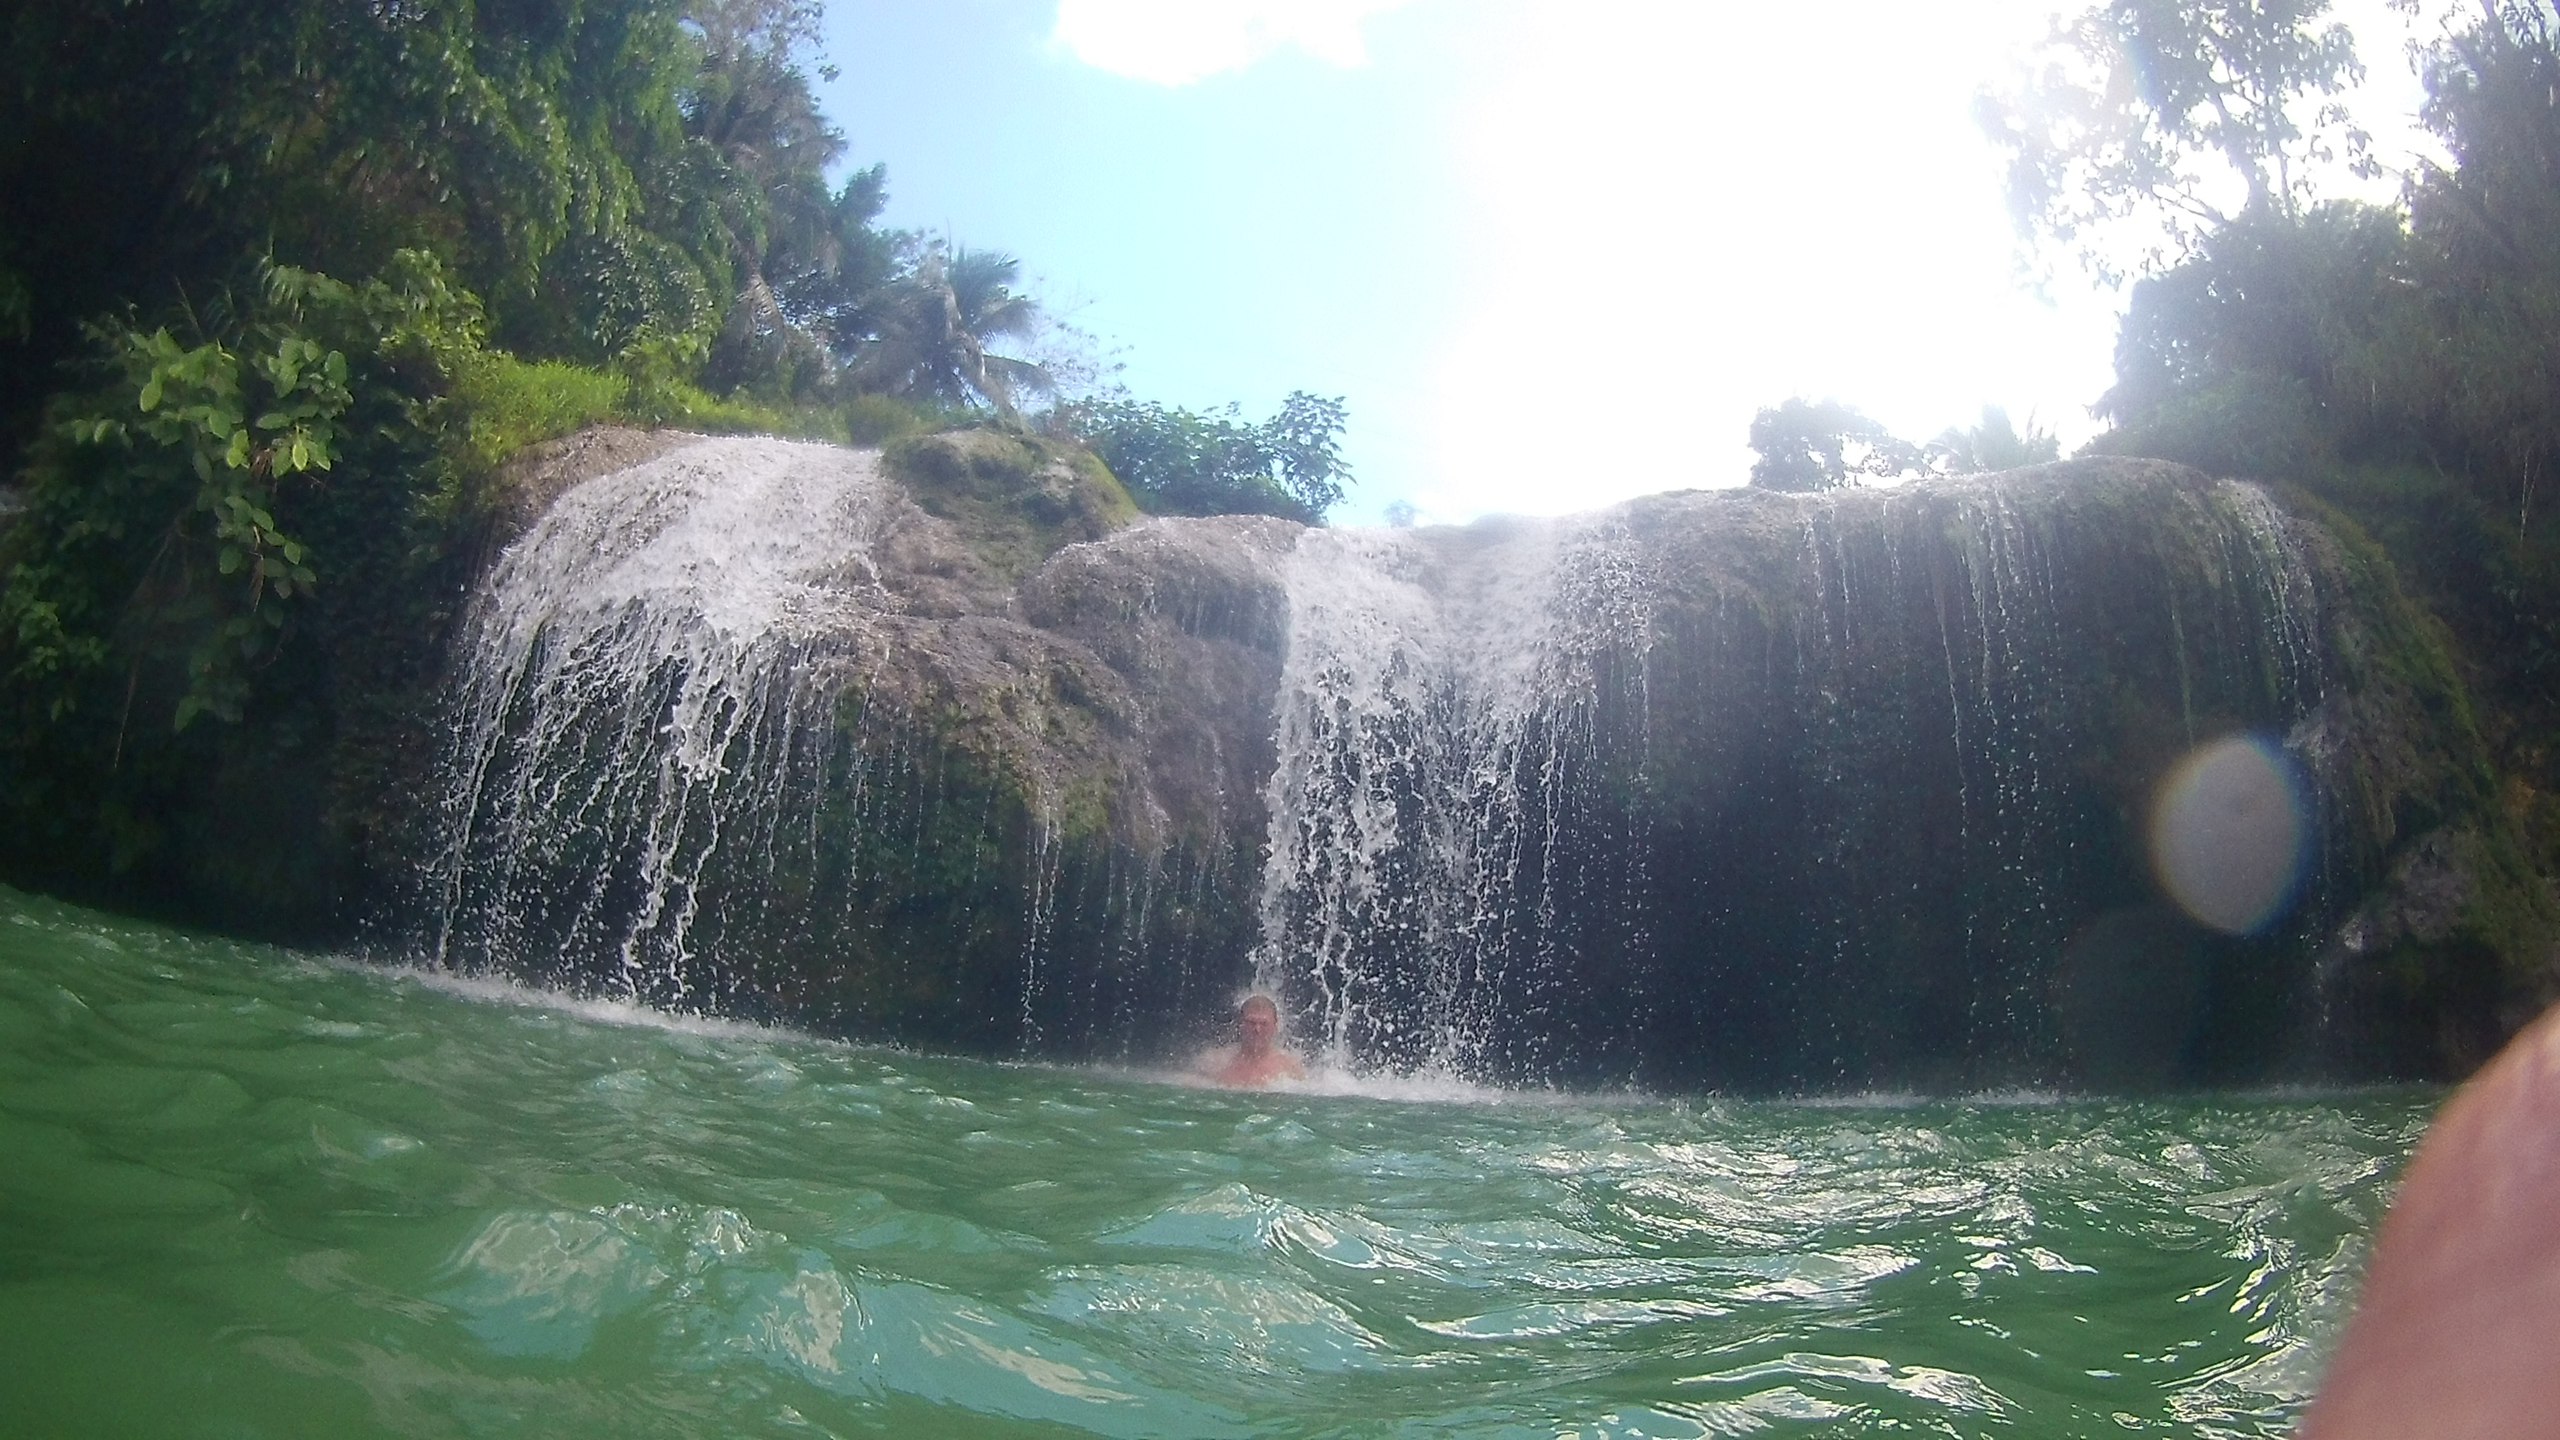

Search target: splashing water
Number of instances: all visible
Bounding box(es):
[1253,516,1656,1077]
[411,444,2393,1089]
[1249,469,2349,1089]
[427,438,897,1002]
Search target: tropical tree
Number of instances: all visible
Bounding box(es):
[1747,398,1924,491]
[677,0,898,396]
[1930,406,2064,473]
[1060,391,1353,523]
[1978,0,2370,279]
[2400,0,2560,533]
[0,0,702,449]
[854,243,1054,413]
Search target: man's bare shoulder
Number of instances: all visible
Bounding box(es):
[1218,1049,1306,1087]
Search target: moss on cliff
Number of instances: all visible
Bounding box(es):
[2158,471,2553,1066]
[884,427,1138,583]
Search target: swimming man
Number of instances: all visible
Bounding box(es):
[1198,994,1307,1087]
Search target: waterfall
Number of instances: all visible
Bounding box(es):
[426,438,898,1007]
[1251,516,1656,1078]
[1249,466,2346,1089]
[413,437,2448,1090]
[416,433,1284,1056]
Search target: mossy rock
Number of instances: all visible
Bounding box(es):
[885,427,1138,583]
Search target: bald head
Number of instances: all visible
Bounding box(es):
[1236,995,1280,1056]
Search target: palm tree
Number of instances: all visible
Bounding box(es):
[680,0,863,394]
[853,242,1054,414]
[1929,406,2061,474]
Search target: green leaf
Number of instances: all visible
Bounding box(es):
[138,376,164,411]
[218,546,243,575]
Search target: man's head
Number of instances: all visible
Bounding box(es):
[1236,994,1280,1056]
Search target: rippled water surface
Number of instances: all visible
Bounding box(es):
[0,888,2431,1437]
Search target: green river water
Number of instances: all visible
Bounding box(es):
[0,885,2431,1438]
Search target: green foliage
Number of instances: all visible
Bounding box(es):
[2085,372,2330,480]
[884,427,1138,580]
[444,353,631,474]
[1930,406,2063,473]
[1981,0,2370,278]
[0,0,1344,928]
[854,243,1055,414]
[5,257,474,731]
[1747,398,1924,492]
[681,0,902,396]
[844,392,962,446]
[1746,400,2059,489]
[449,331,850,455]
[2401,3,2560,531]
[2072,4,2560,546]
[0,0,920,461]
[659,381,850,442]
[0,0,707,432]
[1057,392,1352,524]
[2051,3,2560,1018]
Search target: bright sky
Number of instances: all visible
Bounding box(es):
[818,0,2444,524]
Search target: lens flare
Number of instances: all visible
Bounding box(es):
[2148,735,2310,935]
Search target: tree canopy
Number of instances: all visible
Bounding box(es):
[1745,401,2059,491]
[2013,0,2560,905]
[1058,392,1352,525]
[0,0,1353,911]
[1747,399,1925,492]
[1979,0,2370,280]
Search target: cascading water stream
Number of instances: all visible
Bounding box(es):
[1249,516,1656,1078]
[412,440,2427,1090]
[413,434,1284,1057]
[1247,467,2348,1089]
[426,438,899,1006]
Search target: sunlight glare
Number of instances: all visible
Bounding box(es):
[1420,0,2115,519]
[2150,735,2312,936]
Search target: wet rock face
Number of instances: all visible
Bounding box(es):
[416,431,1302,1059]
[1237,459,2542,1090]
[411,437,2547,1088]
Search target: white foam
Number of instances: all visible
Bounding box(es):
[424,437,897,997]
